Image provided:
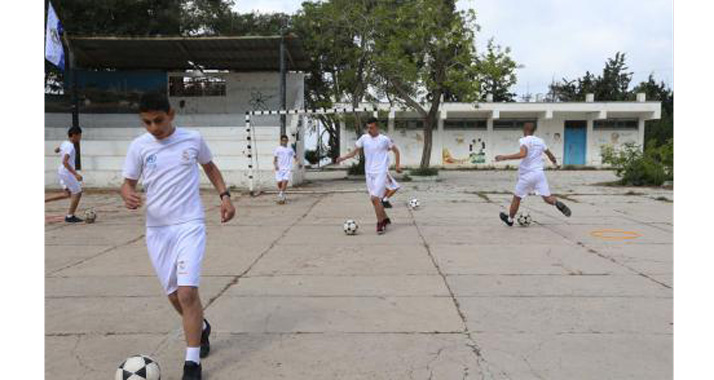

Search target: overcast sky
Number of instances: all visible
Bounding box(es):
[234,0,673,97]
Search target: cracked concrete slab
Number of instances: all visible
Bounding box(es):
[45,170,672,379]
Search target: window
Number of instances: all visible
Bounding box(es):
[493,119,537,130]
[594,119,639,130]
[169,75,227,97]
[444,119,487,130]
[394,119,424,130]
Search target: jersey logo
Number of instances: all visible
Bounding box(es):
[146,154,157,164]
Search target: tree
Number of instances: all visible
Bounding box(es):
[372,0,481,168]
[293,0,381,163]
[475,39,520,102]
[632,74,673,147]
[549,52,633,101]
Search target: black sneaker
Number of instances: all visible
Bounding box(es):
[382,199,393,208]
[182,361,202,380]
[65,215,84,223]
[555,201,572,217]
[384,217,392,225]
[200,319,211,358]
[499,212,514,227]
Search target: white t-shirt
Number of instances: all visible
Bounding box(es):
[122,128,213,227]
[274,146,295,171]
[355,133,394,174]
[518,135,548,174]
[58,141,76,173]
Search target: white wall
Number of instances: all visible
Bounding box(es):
[45,72,305,190]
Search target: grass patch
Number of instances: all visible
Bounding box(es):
[624,190,645,196]
[654,196,673,203]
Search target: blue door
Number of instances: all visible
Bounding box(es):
[564,122,587,165]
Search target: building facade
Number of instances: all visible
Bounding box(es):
[338,95,661,168]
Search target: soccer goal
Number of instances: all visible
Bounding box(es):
[243,106,385,195]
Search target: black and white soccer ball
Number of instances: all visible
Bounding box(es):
[84,209,97,224]
[408,198,420,209]
[115,355,161,380]
[517,213,532,227]
[343,219,359,235]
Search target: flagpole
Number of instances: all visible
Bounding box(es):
[61,32,81,170]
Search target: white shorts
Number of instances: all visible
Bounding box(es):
[366,172,400,198]
[58,170,82,194]
[146,220,206,295]
[514,171,551,199]
[275,169,292,182]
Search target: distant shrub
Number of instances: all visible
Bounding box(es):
[409,167,439,176]
[601,139,673,186]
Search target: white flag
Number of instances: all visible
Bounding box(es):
[45,2,65,70]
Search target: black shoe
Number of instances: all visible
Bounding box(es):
[65,215,84,223]
[555,201,572,217]
[182,361,202,380]
[499,212,514,227]
[384,217,392,225]
[200,319,211,358]
[382,199,393,208]
[377,221,385,235]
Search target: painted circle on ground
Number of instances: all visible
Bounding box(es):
[590,228,642,241]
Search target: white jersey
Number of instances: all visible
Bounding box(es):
[57,141,76,173]
[122,128,213,227]
[518,135,548,175]
[355,133,394,174]
[274,146,295,171]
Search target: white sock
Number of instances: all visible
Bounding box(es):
[186,347,201,364]
[66,214,73,218]
[203,320,207,331]
[508,215,515,222]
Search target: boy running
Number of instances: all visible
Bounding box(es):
[120,92,235,380]
[336,117,401,234]
[495,121,571,226]
[273,135,298,204]
[50,126,84,222]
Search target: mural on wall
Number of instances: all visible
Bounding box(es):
[249,90,276,111]
[443,138,486,165]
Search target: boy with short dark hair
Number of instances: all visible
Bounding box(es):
[495,121,571,226]
[273,134,297,204]
[120,92,235,380]
[54,126,84,222]
[336,117,402,234]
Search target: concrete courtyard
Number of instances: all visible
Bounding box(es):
[45,170,673,379]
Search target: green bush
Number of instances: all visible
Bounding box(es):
[409,167,439,176]
[347,162,365,175]
[601,139,673,186]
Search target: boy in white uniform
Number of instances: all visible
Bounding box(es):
[495,121,571,226]
[120,92,235,380]
[52,126,85,223]
[273,135,297,204]
[336,117,401,234]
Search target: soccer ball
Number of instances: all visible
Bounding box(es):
[343,220,359,235]
[115,355,160,380]
[84,209,97,224]
[517,213,532,227]
[408,198,420,209]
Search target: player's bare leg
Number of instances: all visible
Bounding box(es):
[168,292,184,315]
[500,195,521,226]
[543,195,571,217]
[45,189,71,203]
[177,286,203,348]
[68,192,82,216]
[371,196,388,233]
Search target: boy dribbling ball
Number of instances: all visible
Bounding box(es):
[120,92,235,380]
[51,126,84,223]
[273,135,298,204]
[495,121,572,226]
[336,117,402,234]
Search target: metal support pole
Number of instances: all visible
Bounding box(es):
[279,31,287,136]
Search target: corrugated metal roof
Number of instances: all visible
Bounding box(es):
[68,35,310,71]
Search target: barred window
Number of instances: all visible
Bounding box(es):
[594,119,638,129]
[493,119,537,129]
[169,75,226,97]
[444,119,487,130]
